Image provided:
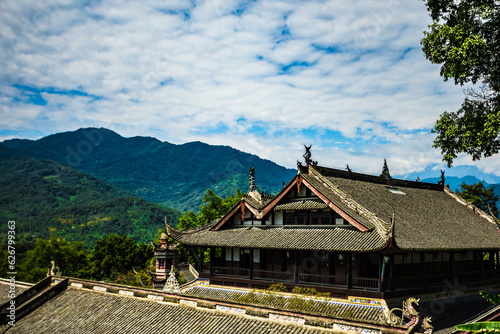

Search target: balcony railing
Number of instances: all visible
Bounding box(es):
[253,270,294,282]
[213,267,250,278]
[298,273,347,287]
[352,277,379,290]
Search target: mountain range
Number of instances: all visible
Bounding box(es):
[1,128,297,212]
[2,126,498,255]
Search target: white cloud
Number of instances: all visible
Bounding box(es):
[0,0,498,177]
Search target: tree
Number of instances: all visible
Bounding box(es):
[88,234,153,281]
[421,0,500,166]
[17,237,89,283]
[177,189,243,230]
[456,182,499,217]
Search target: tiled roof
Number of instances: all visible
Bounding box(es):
[169,164,500,252]
[275,199,329,211]
[169,225,387,251]
[2,282,348,334]
[183,286,386,324]
[312,166,500,251]
[417,291,500,334]
[0,280,30,305]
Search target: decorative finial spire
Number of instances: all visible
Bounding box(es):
[380,159,391,180]
[415,176,420,182]
[249,166,257,191]
[346,164,352,173]
[163,265,180,293]
[437,170,445,186]
[302,145,318,166]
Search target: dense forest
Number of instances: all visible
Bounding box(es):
[0,156,180,246]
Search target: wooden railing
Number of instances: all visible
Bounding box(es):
[352,277,379,290]
[213,267,250,278]
[298,273,347,287]
[253,270,294,282]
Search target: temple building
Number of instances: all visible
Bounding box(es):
[167,150,500,300]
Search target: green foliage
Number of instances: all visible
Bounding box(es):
[431,99,500,166]
[291,286,331,298]
[455,321,500,333]
[480,291,500,304]
[16,236,89,283]
[421,1,500,165]
[0,156,181,247]
[267,283,288,292]
[456,182,499,217]
[88,234,153,281]
[115,268,152,287]
[2,234,156,285]
[177,189,243,230]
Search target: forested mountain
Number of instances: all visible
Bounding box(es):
[0,156,180,247]
[1,128,297,211]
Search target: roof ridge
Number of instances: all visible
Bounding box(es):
[308,165,393,241]
[312,165,444,191]
[444,186,497,225]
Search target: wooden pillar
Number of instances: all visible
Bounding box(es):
[450,252,456,285]
[346,253,352,289]
[209,248,214,275]
[200,247,205,273]
[389,254,394,291]
[378,254,384,292]
[480,251,485,280]
[420,253,426,287]
[221,247,226,267]
[249,249,254,280]
[294,250,299,284]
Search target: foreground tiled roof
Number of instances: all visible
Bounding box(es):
[0,280,30,305]
[3,277,402,334]
[5,288,333,334]
[183,286,386,324]
[169,225,387,251]
[416,290,500,334]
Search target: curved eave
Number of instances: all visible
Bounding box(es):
[170,226,389,252]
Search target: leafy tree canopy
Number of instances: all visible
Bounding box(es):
[177,189,243,230]
[456,182,499,217]
[17,236,89,283]
[88,234,152,280]
[421,0,500,166]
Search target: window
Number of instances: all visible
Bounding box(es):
[335,218,344,225]
[285,214,307,225]
[387,187,406,195]
[158,259,165,269]
[311,214,331,225]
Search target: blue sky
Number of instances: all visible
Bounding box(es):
[1,0,499,176]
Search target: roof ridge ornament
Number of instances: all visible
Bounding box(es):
[297,145,318,168]
[380,159,391,181]
[249,166,257,192]
[437,170,445,186]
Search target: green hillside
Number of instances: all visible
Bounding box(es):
[0,156,180,246]
[1,128,297,211]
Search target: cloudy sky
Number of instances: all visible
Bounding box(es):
[1,0,499,176]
